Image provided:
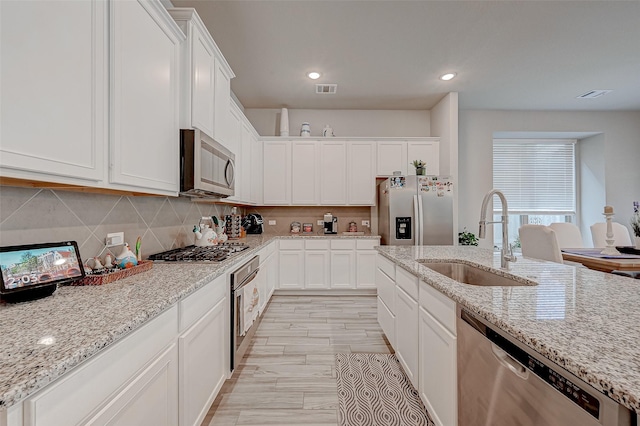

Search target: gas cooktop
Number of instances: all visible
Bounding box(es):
[148,242,249,262]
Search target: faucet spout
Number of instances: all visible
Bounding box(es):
[478,189,516,269]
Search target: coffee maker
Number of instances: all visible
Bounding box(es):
[323,213,338,234]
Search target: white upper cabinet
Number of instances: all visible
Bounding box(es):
[169,7,235,152]
[377,141,408,176]
[109,0,185,195]
[0,0,107,184]
[224,105,243,202]
[320,141,347,205]
[407,140,439,176]
[239,120,254,204]
[347,141,376,205]
[168,9,215,138]
[227,104,256,205]
[213,61,233,150]
[250,132,263,205]
[291,142,319,205]
[377,139,440,177]
[263,140,291,205]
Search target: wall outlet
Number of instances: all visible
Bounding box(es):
[362,220,370,227]
[317,220,324,225]
[268,220,276,226]
[106,232,124,247]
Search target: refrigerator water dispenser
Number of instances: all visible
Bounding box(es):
[396,217,412,239]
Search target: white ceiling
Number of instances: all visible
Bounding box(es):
[169,0,640,111]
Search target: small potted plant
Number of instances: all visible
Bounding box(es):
[458,228,479,246]
[412,160,426,175]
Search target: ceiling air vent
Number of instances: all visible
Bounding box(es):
[315,84,337,94]
[576,89,612,99]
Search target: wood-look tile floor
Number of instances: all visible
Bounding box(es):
[201,295,392,426]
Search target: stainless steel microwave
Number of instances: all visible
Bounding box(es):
[180,129,235,198]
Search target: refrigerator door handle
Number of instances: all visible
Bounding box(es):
[413,194,420,246]
[417,195,425,245]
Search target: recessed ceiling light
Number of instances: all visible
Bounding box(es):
[439,73,457,81]
[307,72,321,80]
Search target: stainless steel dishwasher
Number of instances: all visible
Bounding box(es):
[457,306,633,426]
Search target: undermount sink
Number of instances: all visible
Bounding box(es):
[420,261,537,287]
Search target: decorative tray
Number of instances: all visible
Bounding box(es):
[71,260,153,286]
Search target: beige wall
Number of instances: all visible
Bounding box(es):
[245,108,430,137]
[458,110,640,248]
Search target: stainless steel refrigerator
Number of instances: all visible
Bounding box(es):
[378,175,454,245]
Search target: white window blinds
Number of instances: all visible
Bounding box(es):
[493,139,576,214]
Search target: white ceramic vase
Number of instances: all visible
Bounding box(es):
[280,108,289,136]
[635,236,640,249]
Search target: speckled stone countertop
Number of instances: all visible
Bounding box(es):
[0,234,379,410]
[376,245,640,414]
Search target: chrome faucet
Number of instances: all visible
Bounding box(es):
[479,189,517,269]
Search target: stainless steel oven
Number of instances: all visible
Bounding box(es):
[180,129,235,198]
[230,255,260,372]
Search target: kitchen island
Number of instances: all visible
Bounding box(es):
[376,245,640,417]
[0,233,379,425]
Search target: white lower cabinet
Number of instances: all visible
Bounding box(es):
[331,250,356,289]
[355,239,379,289]
[377,296,395,349]
[276,239,379,291]
[330,240,356,289]
[376,254,396,348]
[395,286,419,388]
[305,250,330,289]
[356,251,377,288]
[85,343,179,426]
[256,254,269,314]
[23,306,179,426]
[178,297,226,426]
[278,240,305,289]
[266,245,278,300]
[419,306,457,426]
[304,240,330,289]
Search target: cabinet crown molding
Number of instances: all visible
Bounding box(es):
[140,0,186,43]
[167,7,235,78]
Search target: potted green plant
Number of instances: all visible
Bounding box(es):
[630,210,640,249]
[412,160,426,175]
[458,228,479,246]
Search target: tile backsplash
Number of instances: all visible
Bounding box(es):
[0,186,375,261]
[0,185,238,260]
[249,206,372,235]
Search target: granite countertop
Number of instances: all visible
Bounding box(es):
[376,245,640,414]
[0,233,380,410]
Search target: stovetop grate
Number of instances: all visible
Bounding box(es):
[148,243,249,262]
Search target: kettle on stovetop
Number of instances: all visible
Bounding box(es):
[193,217,218,246]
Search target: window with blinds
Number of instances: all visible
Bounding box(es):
[493,139,576,215]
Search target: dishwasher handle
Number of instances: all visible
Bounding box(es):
[491,343,529,380]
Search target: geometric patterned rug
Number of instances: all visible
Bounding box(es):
[335,353,435,426]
